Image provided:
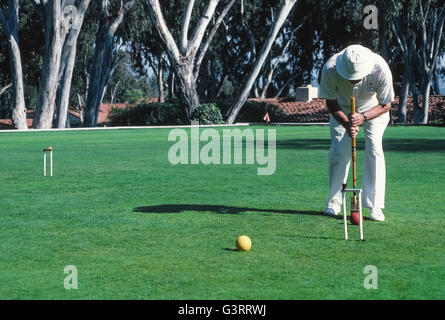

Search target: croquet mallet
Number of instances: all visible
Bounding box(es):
[340,96,364,241]
[350,96,360,224]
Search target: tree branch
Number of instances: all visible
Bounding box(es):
[29,0,41,8]
[0,8,6,28]
[389,15,407,57]
[430,6,445,73]
[147,0,181,64]
[188,0,220,57]
[0,83,13,96]
[123,0,135,12]
[146,54,159,81]
[194,0,237,80]
[260,21,303,99]
[181,0,195,54]
[108,0,134,34]
[273,74,297,99]
[101,0,109,16]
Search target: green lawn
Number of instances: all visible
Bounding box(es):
[0,125,444,299]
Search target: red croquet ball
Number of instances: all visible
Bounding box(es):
[350,212,362,225]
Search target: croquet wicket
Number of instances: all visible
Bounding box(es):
[341,183,364,241]
[43,147,53,176]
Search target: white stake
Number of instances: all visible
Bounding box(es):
[359,190,364,241]
[50,149,53,176]
[43,150,46,176]
[342,190,348,240]
[43,147,53,177]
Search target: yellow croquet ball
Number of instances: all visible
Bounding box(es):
[236,235,252,251]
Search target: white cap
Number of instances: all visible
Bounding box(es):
[336,45,374,80]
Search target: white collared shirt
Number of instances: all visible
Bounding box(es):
[319,52,395,113]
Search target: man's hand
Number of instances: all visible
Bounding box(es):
[347,125,359,138]
[350,113,365,126]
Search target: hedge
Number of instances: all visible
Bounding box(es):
[107,100,286,126]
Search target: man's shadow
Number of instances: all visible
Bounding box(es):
[132,204,342,219]
[132,204,371,241]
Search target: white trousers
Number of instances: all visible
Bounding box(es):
[326,112,389,209]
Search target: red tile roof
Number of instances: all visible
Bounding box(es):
[249,95,445,124]
[390,96,445,123]
[249,98,329,123]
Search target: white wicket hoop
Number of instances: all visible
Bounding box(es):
[43,147,53,176]
[341,184,364,241]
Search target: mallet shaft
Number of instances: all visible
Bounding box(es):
[351,96,357,204]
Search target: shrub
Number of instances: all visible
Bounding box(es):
[123,89,144,104]
[190,103,223,125]
[108,103,188,126]
[107,100,286,127]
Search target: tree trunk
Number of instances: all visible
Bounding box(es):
[168,70,175,101]
[175,62,200,118]
[261,61,274,99]
[77,92,85,125]
[147,0,220,119]
[274,74,297,99]
[56,42,76,128]
[0,0,27,130]
[378,2,389,61]
[216,74,227,98]
[432,68,441,95]
[398,72,409,124]
[84,1,132,127]
[55,0,90,128]
[253,81,260,98]
[32,1,66,129]
[84,23,115,126]
[420,79,431,124]
[261,33,295,99]
[157,56,164,103]
[415,4,445,124]
[110,79,120,104]
[226,0,298,124]
[412,81,422,124]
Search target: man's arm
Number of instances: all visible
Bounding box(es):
[326,99,359,138]
[351,57,394,126]
[350,103,391,126]
[326,99,349,127]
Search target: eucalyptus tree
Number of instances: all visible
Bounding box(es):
[84,0,135,127]
[30,0,68,129]
[0,0,27,129]
[146,0,237,118]
[384,0,445,124]
[55,0,91,128]
[226,0,298,124]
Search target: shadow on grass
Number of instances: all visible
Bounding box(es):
[285,234,365,242]
[276,138,445,152]
[133,204,342,220]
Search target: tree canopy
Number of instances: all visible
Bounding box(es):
[0,0,443,127]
